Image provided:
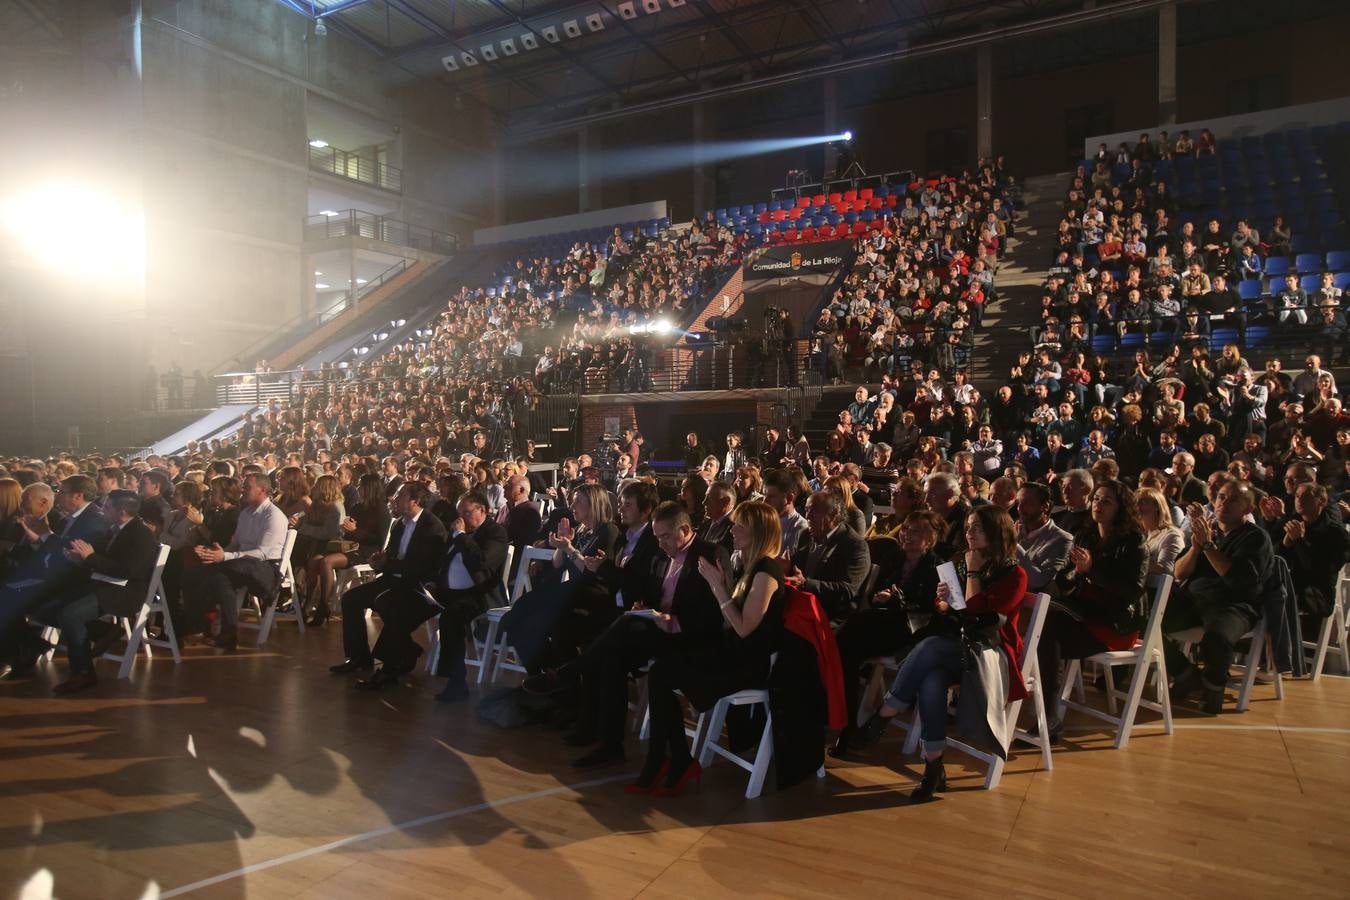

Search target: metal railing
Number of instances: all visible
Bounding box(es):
[304,209,459,256]
[308,144,402,192]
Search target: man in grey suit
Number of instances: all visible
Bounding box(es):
[1015,482,1073,595]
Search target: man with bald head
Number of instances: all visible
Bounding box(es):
[496,474,542,550]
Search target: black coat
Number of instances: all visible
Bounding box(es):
[793,526,871,621]
[662,537,732,648]
[381,513,448,583]
[696,515,734,554]
[434,519,510,615]
[86,518,162,618]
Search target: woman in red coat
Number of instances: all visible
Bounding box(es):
[859,504,1027,801]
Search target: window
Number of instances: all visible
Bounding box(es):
[1065,103,1114,168]
[1227,74,1284,116]
[924,127,969,176]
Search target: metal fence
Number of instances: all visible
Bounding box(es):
[303,210,459,256]
[308,144,402,193]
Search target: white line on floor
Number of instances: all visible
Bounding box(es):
[158,771,634,897]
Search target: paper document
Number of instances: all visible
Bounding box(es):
[624,608,661,619]
[91,573,129,587]
[936,562,966,610]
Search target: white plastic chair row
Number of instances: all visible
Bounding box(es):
[694,685,826,799]
[1304,565,1350,681]
[424,543,516,679]
[1169,610,1283,712]
[1058,574,1175,749]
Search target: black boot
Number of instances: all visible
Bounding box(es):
[1171,664,1204,706]
[853,711,894,748]
[911,755,946,802]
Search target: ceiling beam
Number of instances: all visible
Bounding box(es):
[503,0,1186,140]
[12,0,63,40]
[686,0,768,72]
[317,0,374,17]
[593,0,699,88]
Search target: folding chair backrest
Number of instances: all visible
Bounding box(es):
[500,544,515,593]
[1019,592,1052,669]
[277,529,299,589]
[1143,574,1175,639]
[511,545,557,603]
[146,543,171,605]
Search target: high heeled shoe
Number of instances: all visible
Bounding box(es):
[624,761,670,795]
[651,759,702,797]
[910,755,946,802]
[305,601,329,628]
[852,712,894,749]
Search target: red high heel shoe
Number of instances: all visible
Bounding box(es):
[624,761,669,795]
[651,760,702,797]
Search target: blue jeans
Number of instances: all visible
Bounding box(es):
[32,592,101,675]
[886,635,965,755]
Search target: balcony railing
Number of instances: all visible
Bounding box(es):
[304,209,459,255]
[308,144,402,192]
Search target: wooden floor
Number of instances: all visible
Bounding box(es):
[2,619,1349,900]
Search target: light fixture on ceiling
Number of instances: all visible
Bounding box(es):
[642,0,661,13]
[314,18,327,36]
[618,1,637,20]
[562,19,581,38]
[585,13,604,31]
[500,37,517,55]
[318,209,339,217]
[308,139,328,148]
[667,0,686,7]
[480,43,497,61]
[461,50,479,66]
[441,54,458,71]
[356,278,368,284]
[520,32,539,50]
[315,282,330,289]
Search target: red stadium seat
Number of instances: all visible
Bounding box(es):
[852,198,866,211]
[869,197,883,210]
[796,196,812,208]
[828,192,843,205]
[843,190,857,203]
[771,209,786,221]
[812,194,827,207]
[757,212,770,223]
[859,188,874,200]
[886,195,898,207]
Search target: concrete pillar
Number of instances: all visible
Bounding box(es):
[578,126,591,213]
[823,72,839,181]
[491,144,504,226]
[692,101,706,219]
[976,42,993,162]
[1158,1,1178,126]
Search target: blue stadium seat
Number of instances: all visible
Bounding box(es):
[1264,257,1290,278]
[714,208,727,220]
[1300,275,1321,293]
[1334,273,1350,291]
[1295,253,1323,273]
[1091,334,1116,355]
[1246,325,1272,347]
[754,202,768,214]
[1237,280,1262,301]
[1290,234,1320,254]
[1326,250,1350,271]
[1211,329,1239,350]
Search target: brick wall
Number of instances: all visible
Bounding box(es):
[681,267,744,342]
[580,402,638,453]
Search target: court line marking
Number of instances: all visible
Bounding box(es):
[159,772,634,897]
[158,724,1350,895]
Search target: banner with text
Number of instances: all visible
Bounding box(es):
[744,240,854,280]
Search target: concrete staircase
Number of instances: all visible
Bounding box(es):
[968,172,1066,387]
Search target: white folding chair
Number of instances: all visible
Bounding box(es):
[426,543,519,680]
[1305,565,1350,681]
[1058,574,1174,749]
[894,591,1052,790]
[238,529,300,647]
[101,544,180,679]
[693,662,827,799]
[1170,612,1284,713]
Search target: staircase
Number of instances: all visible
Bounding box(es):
[802,385,862,451]
[967,173,1064,387]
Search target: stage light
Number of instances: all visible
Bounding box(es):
[308,139,329,148]
[0,180,144,279]
[842,130,853,142]
[652,319,673,334]
[318,209,339,216]
[315,282,330,289]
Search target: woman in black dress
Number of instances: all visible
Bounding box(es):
[304,473,390,626]
[629,500,785,796]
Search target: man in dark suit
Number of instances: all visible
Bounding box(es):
[332,482,447,685]
[682,432,710,471]
[788,490,871,623]
[433,490,510,704]
[496,474,542,550]
[696,481,736,553]
[567,501,730,768]
[923,471,971,560]
[0,475,111,678]
[29,491,160,693]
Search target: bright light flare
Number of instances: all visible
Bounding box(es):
[842,130,853,142]
[0,181,144,279]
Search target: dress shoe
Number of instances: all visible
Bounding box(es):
[355,668,400,690]
[1,662,37,681]
[435,682,470,704]
[54,672,98,695]
[206,632,238,652]
[1200,687,1224,716]
[652,759,702,797]
[330,658,374,675]
[523,666,577,697]
[1170,665,1204,706]
[571,745,625,769]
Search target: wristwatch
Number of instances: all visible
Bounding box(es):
[1201,540,1218,552]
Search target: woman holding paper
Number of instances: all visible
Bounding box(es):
[1038,479,1148,739]
[629,501,785,796]
[858,505,1027,802]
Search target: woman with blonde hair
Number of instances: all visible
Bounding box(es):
[0,477,23,557]
[1136,487,1184,576]
[274,465,312,521]
[629,501,785,796]
[824,473,866,536]
[306,472,391,626]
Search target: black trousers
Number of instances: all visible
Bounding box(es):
[574,615,674,750]
[434,589,488,685]
[1163,591,1257,691]
[1036,609,1110,718]
[834,606,915,728]
[183,557,278,635]
[340,576,436,673]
